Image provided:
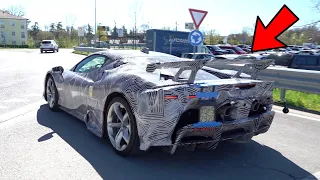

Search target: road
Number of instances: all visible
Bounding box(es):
[0,49,319,180]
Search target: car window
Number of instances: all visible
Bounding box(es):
[75,55,107,73]
[295,56,318,66]
[42,41,51,44]
[196,55,205,59]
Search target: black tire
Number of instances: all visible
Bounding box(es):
[46,76,59,111]
[40,49,43,53]
[105,96,141,157]
[56,48,59,52]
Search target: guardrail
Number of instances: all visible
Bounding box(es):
[73,47,320,112]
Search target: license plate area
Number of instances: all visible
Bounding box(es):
[199,106,215,122]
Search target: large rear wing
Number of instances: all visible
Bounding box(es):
[146,59,209,83]
[205,58,275,79]
[146,58,275,83]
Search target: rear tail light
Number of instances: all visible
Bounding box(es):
[164,95,178,99]
[188,95,196,99]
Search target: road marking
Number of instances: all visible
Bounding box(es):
[25,93,41,97]
[301,171,320,180]
[0,105,9,109]
[273,105,320,122]
[2,98,30,103]
[0,100,46,123]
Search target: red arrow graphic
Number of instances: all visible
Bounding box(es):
[252,5,299,52]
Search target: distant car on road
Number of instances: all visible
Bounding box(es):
[43,48,276,156]
[40,40,59,53]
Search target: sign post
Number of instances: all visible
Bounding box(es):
[188,8,208,58]
[78,27,85,46]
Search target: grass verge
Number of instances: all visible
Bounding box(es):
[273,88,320,112]
[72,50,90,56]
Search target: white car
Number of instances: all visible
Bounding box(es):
[181,53,215,60]
[40,40,59,53]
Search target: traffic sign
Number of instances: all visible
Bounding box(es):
[189,8,208,30]
[188,30,203,46]
[78,27,85,37]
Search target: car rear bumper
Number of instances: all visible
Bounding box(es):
[41,48,55,51]
[169,110,275,154]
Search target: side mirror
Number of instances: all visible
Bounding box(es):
[52,66,64,73]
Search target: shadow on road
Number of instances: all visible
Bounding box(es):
[37,104,314,180]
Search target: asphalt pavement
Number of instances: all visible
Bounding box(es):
[0,49,319,180]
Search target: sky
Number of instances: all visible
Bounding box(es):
[1,0,319,36]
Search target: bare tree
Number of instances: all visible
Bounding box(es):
[6,5,25,17]
[312,0,320,13]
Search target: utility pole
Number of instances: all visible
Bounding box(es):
[134,11,137,50]
[175,21,178,31]
[95,0,97,43]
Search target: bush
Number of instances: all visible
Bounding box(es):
[0,45,29,48]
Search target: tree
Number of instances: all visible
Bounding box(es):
[97,26,107,41]
[87,24,93,35]
[111,26,118,37]
[140,24,149,33]
[29,22,41,40]
[312,0,320,13]
[122,25,128,37]
[49,23,56,33]
[5,5,25,17]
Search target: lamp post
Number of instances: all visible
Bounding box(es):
[95,0,97,42]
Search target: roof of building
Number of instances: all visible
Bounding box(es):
[0,10,28,20]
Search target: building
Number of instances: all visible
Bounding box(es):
[0,10,29,46]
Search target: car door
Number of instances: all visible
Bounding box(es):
[59,54,108,115]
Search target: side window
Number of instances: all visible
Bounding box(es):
[196,55,205,59]
[186,54,193,59]
[74,55,107,73]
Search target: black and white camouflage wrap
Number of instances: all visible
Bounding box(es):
[44,50,276,154]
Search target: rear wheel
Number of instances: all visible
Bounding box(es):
[105,97,140,156]
[46,76,59,111]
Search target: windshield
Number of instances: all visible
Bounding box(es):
[234,46,244,51]
[42,41,52,44]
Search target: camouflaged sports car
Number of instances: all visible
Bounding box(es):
[43,48,276,156]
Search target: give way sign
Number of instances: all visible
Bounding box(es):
[189,8,208,30]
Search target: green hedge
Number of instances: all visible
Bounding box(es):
[0,45,29,48]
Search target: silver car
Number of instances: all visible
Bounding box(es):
[40,40,59,53]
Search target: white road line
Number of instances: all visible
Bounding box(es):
[301,171,320,180]
[0,99,46,123]
[2,98,30,103]
[25,93,41,97]
[272,105,320,122]
[0,105,9,109]
[274,110,320,122]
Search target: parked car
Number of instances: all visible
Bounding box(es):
[288,54,320,71]
[224,49,237,54]
[43,48,276,156]
[218,45,247,54]
[181,53,215,60]
[40,40,59,53]
[206,45,229,55]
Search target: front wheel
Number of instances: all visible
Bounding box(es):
[105,97,141,156]
[46,76,59,111]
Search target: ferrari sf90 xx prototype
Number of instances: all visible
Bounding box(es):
[43,48,276,156]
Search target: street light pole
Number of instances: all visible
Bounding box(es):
[95,0,97,42]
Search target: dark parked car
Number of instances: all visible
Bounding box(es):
[218,45,247,54]
[206,45,229,55]
[288,54,320,71]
